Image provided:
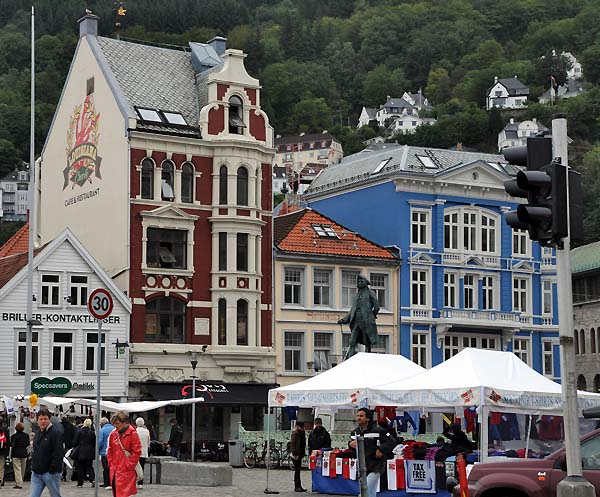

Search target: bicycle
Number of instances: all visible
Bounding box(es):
[243,440,280,469]
[275,440,295,470]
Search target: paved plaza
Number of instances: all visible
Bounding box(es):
[0,467,328,497]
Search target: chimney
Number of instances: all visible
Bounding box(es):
[78,12,99,38]
[514,75,518,79]
[509,118,514,124]
[457,142,462,151]
[386,95,391,100]
[494,76,498,83]
[532,117,537,123]
[208,36,227,56]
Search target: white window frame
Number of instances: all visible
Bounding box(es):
[542,279,553,316]
[411,209,431,248]
[444,211,459,250]
[513,276,531,314]
[411,330,429,368]
[480,213,497,254]
[369,272,389,310]
[443,207,501,255]
[513,337,531,366]
[16,329,40,373]
[481,275,497,310]
[372,334,390,354]
[463,274,477,309]
[444,333,500,361]
[68,274,89,307]
[313,268,333,307]
[463,210,477,252]
[444,272,457,308]
[542,339,556,378]
[51,331,75,373]
[40,273,62,307]
[283,267,305,306]
[411,268,429,308]
[313,331,334,372]
[283,331,305,373]
[341,269,360,308]
[84,331,108,374]
[512,229,531,258]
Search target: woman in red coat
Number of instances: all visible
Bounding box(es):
[106,411,142,497]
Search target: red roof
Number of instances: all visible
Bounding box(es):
[275,208,396,260]
[0,252,30,289]
[0,222,29,258]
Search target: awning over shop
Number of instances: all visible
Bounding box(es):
[138,382,277,406]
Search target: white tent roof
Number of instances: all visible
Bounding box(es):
[269,352,424,408]
[368,348,600,414]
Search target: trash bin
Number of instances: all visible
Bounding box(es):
[228,439,244,467]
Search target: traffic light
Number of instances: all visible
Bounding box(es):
[503,137,583,246]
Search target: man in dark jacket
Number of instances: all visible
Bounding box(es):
[443,423,472,453]
[308,418,331,453]
[349,408,397,497]
[30,408,64,497]
[10,422,29,489]
[167,418,183,459]
[290,421,306,492]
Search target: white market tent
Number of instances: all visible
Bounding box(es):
[268,352,425,408]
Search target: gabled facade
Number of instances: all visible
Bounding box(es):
[273,208,400,386]
[0,229,131,399]
[539,78,586,105]
[0,169,29,221]
[304,144,559,379]
[497,118,548,150]
[375,93,433,129]
[357,107,377,128]
[36,14,275,440]
[487,76,529,110]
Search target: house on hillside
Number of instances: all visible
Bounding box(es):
[0,169,29,221]
[304,143,559,377]
[486,76,529,110]
[497,118,549,150]
[563,51,583,80]
[273,207,400,385]
[357,107,377,128]
[35,13,276,439]
[358,92,433,131]
[539,78,586,105]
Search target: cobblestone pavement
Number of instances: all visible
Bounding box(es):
[0,467,329,496]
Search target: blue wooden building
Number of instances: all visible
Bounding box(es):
[304,143,560,378]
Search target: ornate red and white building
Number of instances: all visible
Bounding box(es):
[35,14,275,440]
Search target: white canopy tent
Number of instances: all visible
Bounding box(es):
[268,352,425,409]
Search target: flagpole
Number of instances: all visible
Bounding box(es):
[24,5,35,399]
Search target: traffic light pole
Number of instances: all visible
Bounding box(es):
[553,117,594,497]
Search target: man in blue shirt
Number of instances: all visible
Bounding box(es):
[97,417,114,488]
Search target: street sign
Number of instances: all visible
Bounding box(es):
[88,288,114,320]
[31,376,72,396]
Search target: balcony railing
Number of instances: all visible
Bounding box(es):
[441,308,519,323]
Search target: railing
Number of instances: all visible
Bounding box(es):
[411,309,432,319]
[541,317,554,326]
[441,308,519,323]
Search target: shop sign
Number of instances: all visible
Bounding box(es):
[31,377,72,396]
[1,312,120,324]
[181,384,229,399]
[72,382,95,391]
[405,460,435,493]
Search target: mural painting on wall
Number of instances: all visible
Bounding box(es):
[64,94,102,190]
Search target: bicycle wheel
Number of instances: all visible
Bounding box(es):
[243,448,257,469]
[268,448,280,470]
[288,454,295,470]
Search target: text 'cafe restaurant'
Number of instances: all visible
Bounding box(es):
[138,381,276,442]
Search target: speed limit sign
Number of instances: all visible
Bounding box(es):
[88,288,114,320]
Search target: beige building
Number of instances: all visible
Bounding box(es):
[273,208,400,389]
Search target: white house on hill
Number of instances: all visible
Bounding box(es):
[487,76,529,110]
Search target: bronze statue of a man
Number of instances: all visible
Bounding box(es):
[338,274,380,358]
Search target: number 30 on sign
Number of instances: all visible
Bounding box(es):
[88,288,114,320]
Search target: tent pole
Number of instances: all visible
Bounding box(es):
[264,406,278,494]
[525,415,532,459]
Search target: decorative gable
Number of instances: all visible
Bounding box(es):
[512,260,534,273]
[139,205,199,222]
[436,161,509,191]
[409,253,435,265]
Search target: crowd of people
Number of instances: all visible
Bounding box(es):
[0,408,183,497]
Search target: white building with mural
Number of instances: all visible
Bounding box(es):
[0,229,131,399]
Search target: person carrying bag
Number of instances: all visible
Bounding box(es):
[106,412,142,497]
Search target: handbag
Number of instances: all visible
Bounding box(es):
[116,435,144,481]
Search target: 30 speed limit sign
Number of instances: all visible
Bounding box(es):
[88,288,114,320]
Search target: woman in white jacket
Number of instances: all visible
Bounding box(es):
[135,418,151,489]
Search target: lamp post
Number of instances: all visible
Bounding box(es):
[190,351,198,462]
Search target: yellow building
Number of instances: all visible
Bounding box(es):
[273,208,401,388]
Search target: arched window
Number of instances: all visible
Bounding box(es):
[161,160,175,201]
[237,233,248,271]
[237,299,248,346]
[218,298,227,345]
[237,166,248,206]
[575,329,580,355]
[228,95,245,135]
[145,297,186,343]
[141,158,154,199]
[181,162,194,203]
[591,328,596,354]
[580,329,586,355]
[219,166,228,205]
[577,374,587,391]
[594,374,600,393]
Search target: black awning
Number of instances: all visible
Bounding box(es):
[583,406,600,418]
[138,382,277,406]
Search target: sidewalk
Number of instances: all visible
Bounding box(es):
[0,467,324,497]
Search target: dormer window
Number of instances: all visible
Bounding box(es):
[137,108,162,122]
[228,96,245,135]
[161,161,175,201]
[163,111,187,126]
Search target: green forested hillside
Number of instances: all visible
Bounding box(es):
[2,0,600,240]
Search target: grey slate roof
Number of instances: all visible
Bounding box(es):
[304,143,512,198]
[96,37,200,135]
[383,98,415,109]
[364,107,377,119]
[495,77,529,96]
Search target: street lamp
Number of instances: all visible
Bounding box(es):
[190,351,198,462]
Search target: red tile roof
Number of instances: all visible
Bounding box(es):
[275,208,396,260]
[0,251,29,290]
[0,222,29,258]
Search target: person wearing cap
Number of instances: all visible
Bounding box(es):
[338,274,380,357]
